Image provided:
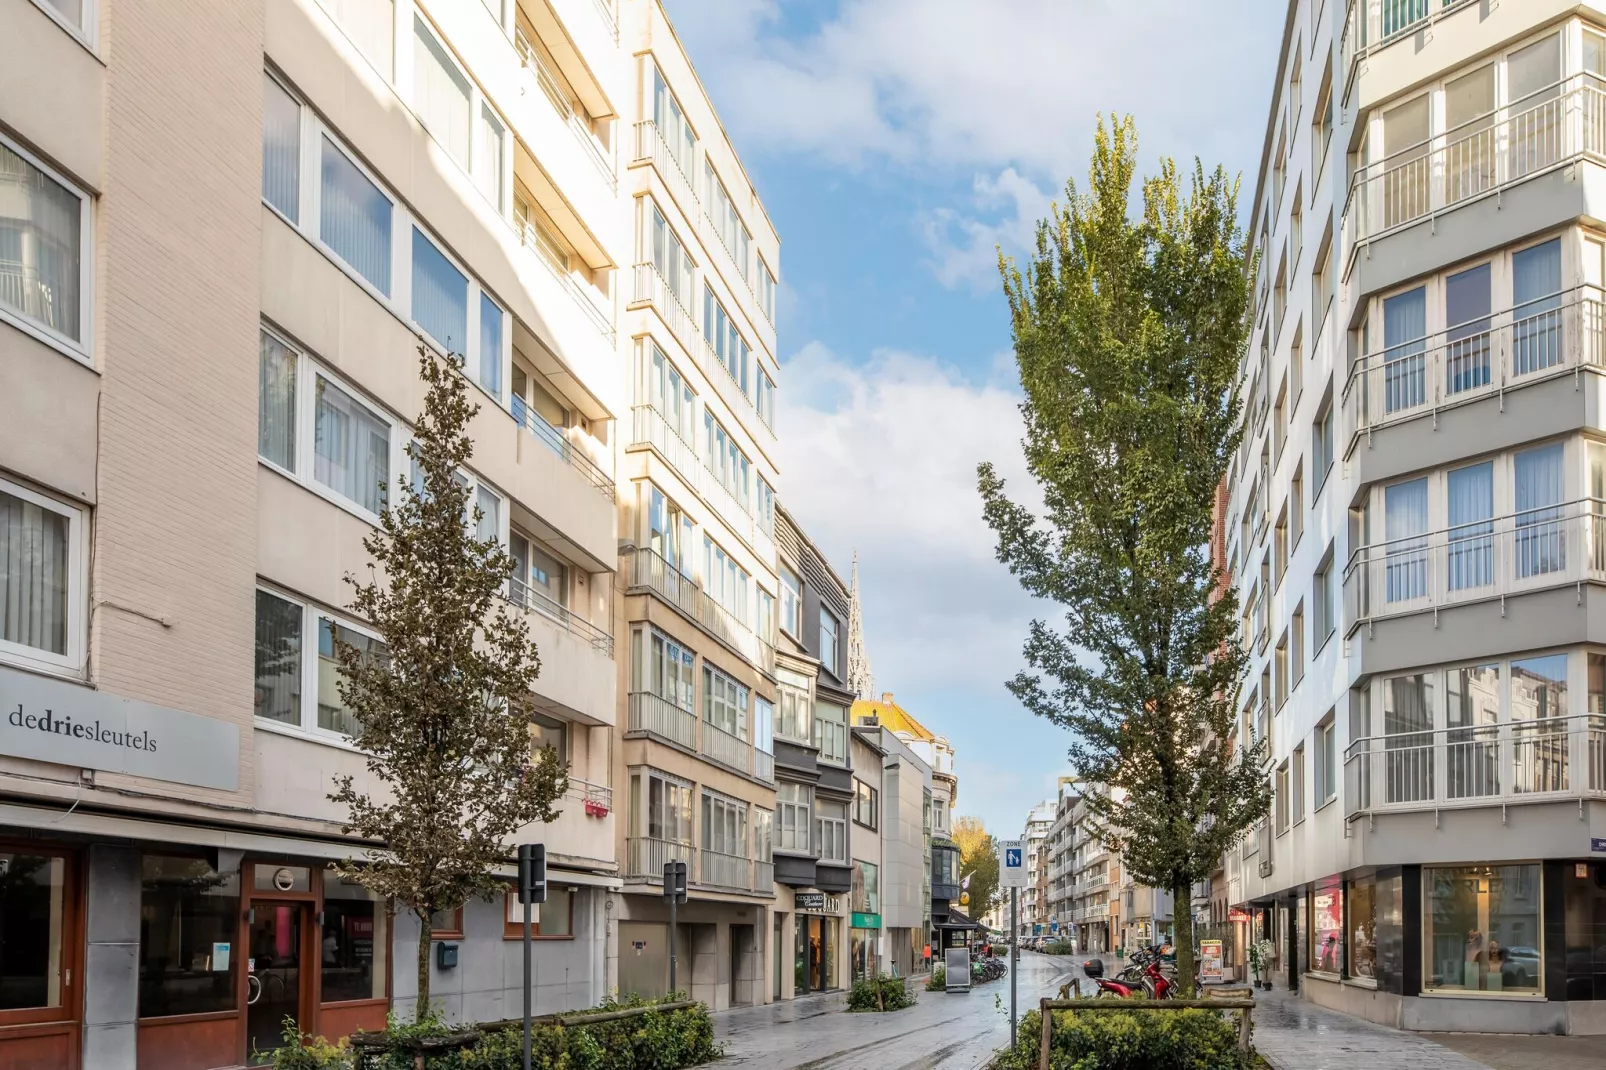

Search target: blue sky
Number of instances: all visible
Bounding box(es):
[666,0,1286,837]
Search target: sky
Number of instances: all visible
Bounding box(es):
[664,0,1286,838]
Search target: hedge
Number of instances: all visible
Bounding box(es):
[991,1008,1261,1070]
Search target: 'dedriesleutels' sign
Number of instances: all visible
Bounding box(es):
[1,666,239,791]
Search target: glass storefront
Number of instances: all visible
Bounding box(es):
[138,856,241,1018]
[795,915,838,993]
[320,870,388,1002]
[0,850,67,1011]
[1311,878,1343,975]
[1424,864,1542,993]
[1349,876,1378,979]
[850,927,878,982]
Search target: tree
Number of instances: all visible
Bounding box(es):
[978,117,1270,995]
[330,347,568,1020]
[951,816,999,923]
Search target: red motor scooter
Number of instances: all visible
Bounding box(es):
[1083,945,1175,999]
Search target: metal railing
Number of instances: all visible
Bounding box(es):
[754,748,774,783]
[626,691,697,750]
[1345,715,1606,818]
[700,719,750,773]
[699,848,750,891]
[627,544,701,617]
[1344,79,1606,252]
[514,215,614,341]
[630,405,701,488]
[627,836,693,880]
[633,120,699,213]
[589,0,618,41]
[752,860,774,890]
[514,29,614,189]
[632,261,702,360]
[626,547,775,676]
[506,576,614,655]
[0,263,65,333]
[565,776,613,812]
[1343,500,1606,626]
[509,393,613,497]
[1343,286,1604,443]
[1343,0,1480,93]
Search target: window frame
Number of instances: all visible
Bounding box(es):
[0,477,88,677]
[427,905,464,941]
[852,779,879,830]
[819,608,840,676]
[502,884,575,940]
[1314,542,1337,652]
[1314,712,1337,809]
[252,583,384,746]
[0,128,95,364]
[779,563,802,639]
[775,780,813,855]
[0,840,80,1027]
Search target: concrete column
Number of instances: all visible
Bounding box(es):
[82,844,141,1070]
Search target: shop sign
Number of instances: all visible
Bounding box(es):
[795,892,826,911]
[1199,939,1224,983]
[1591,837,1606,853]
[1,666,239,790]
[850,912,881,930]
[1228,908,1252,922]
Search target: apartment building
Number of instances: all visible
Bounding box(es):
[610,0,783,1012]
[1223,0,1606,1035]
[1018,802,1054,937]
[1043,778,1079,942]
[853,719,935,977]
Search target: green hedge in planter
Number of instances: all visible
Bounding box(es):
[846,974,916,1011]
[925,966,947,991]
[992,1008,1260,1070]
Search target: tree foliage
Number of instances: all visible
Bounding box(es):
[951,815,999,921]
[330,347,568,1019]
[978,117,1270,993]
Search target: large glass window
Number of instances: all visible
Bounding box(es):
[320,137,392,295]
[1446,462,1493,591]
[262,72,301,220]
[650,205,692,307]
[1383,477,1428,602]
[412,228,468,357]
[638,628,694,711]
[1513,239,1562,374]
[138,856,240,1018]
[814,700,848,766]
[314,376,390,515]
[1382,672,1434,804]
[0,137,85,345]
[412,15,471,166]
[320,870,388,1003]
[1310,877,1343,975]
[1446,663,1500,799]
[776,781,812,853]
[1382,286,1427,414]
[259,330,298,470]
[703,663,749,740]
[0,851,66,1011]
[1513,443,1564,578]
[1510,653,1569,794]
[703,285,749,394]
[1348,875,1378,980]
[317,617,384,736]
[702,792,749,859]
[815,799,848,864]
[1444,263,1492,392]
[0,483,74,662]
[254,590,303,725]
[651,65,696,178]
[1424,865,1542,993]
[775,669,812,743]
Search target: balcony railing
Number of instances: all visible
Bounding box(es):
[632,261,702,362]
[1344,79,1606,253]
[564,776,613,814]
[627,836,693,880]
[700,719,751,774]
[505,576,613,655]
[514,28,614,189]
[631,405,701,488]
[1343,286,1604,444]
[626,547,775,676]
[633,120,699,215]
[700,848,751,891]
[754,749,774,783]
[1343,0,1480,94]
[1345,715,1606,818]
[590,0,619,40]
[510,393,613,498]
[1343,500,1606,627]
[627,691,697,750]
[514,215,613,341]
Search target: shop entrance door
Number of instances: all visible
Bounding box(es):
[246,901,310,1064]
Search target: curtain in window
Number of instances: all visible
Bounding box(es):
[320,137,391,294]
[1444,264,1491,393]
[1514,443,1565,578]
[0,490,68,657]
[259,331,297,470]
[412,16,470,165]
[262,73,300,219]
[1382,287,1427,414]
[1384,478,1429,602]
[314,377,389,514]
[475,294,503,398]
[411,229,467,356]
[0,142,81,342]
[253,590,302,725]
[477,104,504,208]
[1513,239,1563,375]
[1446,462,1493,591]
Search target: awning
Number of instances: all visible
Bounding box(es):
[937,905,986,931]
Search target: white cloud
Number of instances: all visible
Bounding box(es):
[922,168,1056,293]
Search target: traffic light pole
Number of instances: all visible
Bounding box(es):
[519,844,546,1070]
[668,884,678,994]
[1010,886,1019,1049]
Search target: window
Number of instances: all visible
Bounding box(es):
[753,807,773,868]
[1315,713,1336,806]
[637,628,695,711]
[650,64,696,178]
[819,608,840,675]
[634,767,692,846]
[703,162,751,281]
[139,856,240,1017]
[317,616,384,736]
[315,374,392,515]
[814,700,848,766]
[1423,865,1541,993]
[1314,544,1335,646]
[320,136,393,295]
[0,848,69,1014]
[0,134,89,351]
[650,204,693,306]
[262,72,301,220]
[703,536,750,625]
[757,368,777,429]
[703,285,750,394]
[758,259,777,323]
[1311,877,1343,974]
[646,342,697,445]
[702,411,751,511]
[775,669,812,743]
[1274,506,1288,587]
[1513,239,1563,375]
[645,483,694,576]
[853,860,879,916]
[1274,633,1288,710]
[853,779,879,830]
[1384,477,1429,602]
[757,477,776,539]
[702,663,749,741]
[1514,442,1565,579]
[1312,61,1333,183]
[1445,65,1495,205]
[503,883,572,938]
[702,791,750,864]
[509,530,568,615]
[412,228,468,357]
[476,104,505,210]
[1311,225,1334,335]
[1445,263,1492,394]
[0,480,83,671]
[776,780,812,853]
[780,564,802,638]
[1291,603,1305,687]
[531,711,566,765]
[1312,394,1334,494]
[1290,321,1304,408]
[1275,761,1290,834]
[426,906,464,940]
[322,870,389,1001]
[1510,653,1568,793]
[318,0,394,76]
[258,330,298,470]
[1291,743,1305,825]
[815,798,848,864]
[253,589,303,726]
[754,697,774,776]
[412,15,471,166]
[1289,461,1304,549]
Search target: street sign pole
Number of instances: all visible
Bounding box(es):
[997,839,1026,1050]
[518,843,547,1070]
[1010,885,1019,1049]
[664,859,687,995]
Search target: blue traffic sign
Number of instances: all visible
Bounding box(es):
[1006,848,1022,868]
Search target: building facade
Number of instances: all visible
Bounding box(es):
[1223,0,1606,1035]
[1019,803,1054,938]
[854,720,934,977]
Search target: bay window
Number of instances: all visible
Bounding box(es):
[1424,864,1542,993]
[637,628,695,712]
[776,781,812,853]
[814,700,848,766]
[780,564,801,638]
[775,669,812,743]
[703,663,748,740]
[0,479,83,672]
[819,609,840,675]
[702,791,749,860]
[0,133,89,353]
[815,799,848,864]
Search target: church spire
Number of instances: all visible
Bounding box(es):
[847,551,873,698]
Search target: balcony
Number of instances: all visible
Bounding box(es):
[625,546,776,676]
[633,120,699,222]
[700,720,751,775]
[701,336,773,449]
[1343,286,1604,447]
[510,393,612,498]
[506,576,612,656]
[700,848,753,891]
[514,27,615,192]
[627,691,697,750]
[1344,500,1606,627]
[565,776,613,817]
[1342,0,1481,99]
[1343,79,1606,258]
[631,405,701,489]
[1345,714,1606,818]
[632,261,701,364]
[626,836,693,881]
[515,214,613,343]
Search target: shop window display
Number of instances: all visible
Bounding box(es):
[139,856,241,1017]
[1424,864,1542,993]
[1310,877,1343,975]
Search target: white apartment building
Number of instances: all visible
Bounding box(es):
[0,0,780,1066]
[1019,802,1054,937]
[1224,0,1606,1036]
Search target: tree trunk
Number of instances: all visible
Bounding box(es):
[416,913,433,1022]
[1172,881,1196,999]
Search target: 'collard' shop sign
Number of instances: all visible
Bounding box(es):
[1,666,239,791]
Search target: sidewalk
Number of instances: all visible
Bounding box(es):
[1249,986,1492,1070]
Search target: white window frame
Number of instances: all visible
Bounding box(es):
[815,798,848,864]
[819,608,840,675]
[0,129,94,365]
[814,700,847,767]
[253,583,382,746]
[0,477,87,677]
[775,780,812,854]
[28,0,97,50]
[779,563,802,639]
[1315,714,1337,808]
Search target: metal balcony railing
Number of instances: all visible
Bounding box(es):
[700,848,750,891]
[514,28,614,189]
[589,0,619,42]
[627,836,693,880]
[505,576,613,655]
[1343,500,1606,627]
[754,749,774,783]
[632,261,701,361]
[510,393,613,497]
[700,719,750,774]
[1343,286,1605,444]
[1345,715,1606,818]
[565,777,613,813]
[633,120,699,214]
[626,691,697,750]
[625,547,775,676]
[514,215,613,341]
[752,859,774,890]
[630,405,701,488]
[1343,79,1606,254]
[1343,0,1481,95]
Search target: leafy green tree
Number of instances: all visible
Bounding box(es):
[978,117,1270,994]
[330,347,567,1019]
[951,816,999,922]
